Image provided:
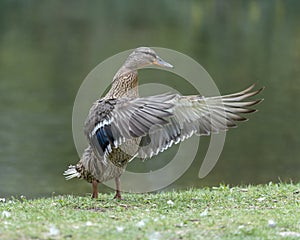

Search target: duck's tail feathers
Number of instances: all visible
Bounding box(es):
[63,165,81,180]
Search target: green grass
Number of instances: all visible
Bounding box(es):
[1,183,300,240]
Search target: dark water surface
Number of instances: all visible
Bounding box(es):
[0,1,300,198]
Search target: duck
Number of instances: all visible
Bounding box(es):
[64,47,263,199]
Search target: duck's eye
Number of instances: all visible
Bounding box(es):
[140,51,156,58]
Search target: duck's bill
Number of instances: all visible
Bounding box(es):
[154,57,174,68]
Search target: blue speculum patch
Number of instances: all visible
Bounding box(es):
[96,125,114,153]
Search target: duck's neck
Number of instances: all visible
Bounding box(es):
[105,67,139,99]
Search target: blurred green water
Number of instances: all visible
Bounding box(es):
[0,0,300,198]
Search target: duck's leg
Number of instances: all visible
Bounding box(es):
[114,176,122,200]
[92,180,98,199]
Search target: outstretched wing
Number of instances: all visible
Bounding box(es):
[84,85,263,159]
[138,84,263,158]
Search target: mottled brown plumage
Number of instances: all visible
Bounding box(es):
[64,47,263,199]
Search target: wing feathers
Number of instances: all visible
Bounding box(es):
[85,85,263,160]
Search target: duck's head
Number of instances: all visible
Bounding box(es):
[123,47,173,70]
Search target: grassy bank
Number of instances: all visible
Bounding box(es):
[1,183,300,239]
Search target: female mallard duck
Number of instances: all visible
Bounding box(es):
[64,47,263,199]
